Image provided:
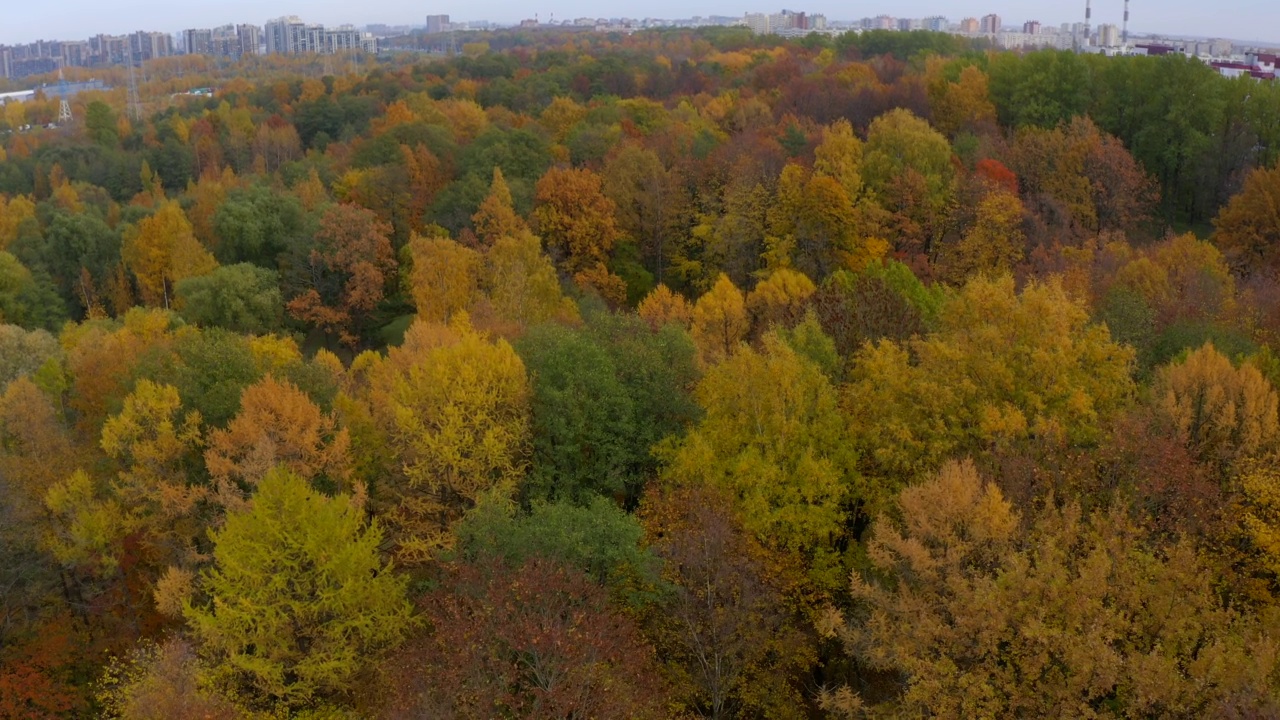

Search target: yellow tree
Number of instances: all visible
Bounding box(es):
[637,284,693,330]
[662,334,864,593]
[472,167,528,246]
[0,378,81,526]
[479,231,577,333]
[1213,161,1280,273]
[184,468,412,712]
[861,109,956,253]
[204,375,353,512]
[941,189,1026,282]
[364,316,531,563]
[844,275,1135,480]
[122,202,217,309]
[533,167,627,302]
[813,119,864,202]
[746,268,816,332]
[99,380,206,566]
[406,234,480,323]
[766,164,887,278]
[1153,343,1280,471]
[0,195,37,249]
[926,62,997,137]
[691,274,749,365]
[821,460,1278,718]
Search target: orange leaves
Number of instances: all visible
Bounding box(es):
[205,375,353,511]
[637,284,693,330]
[533,166,628,303]
[286,203,395,346]
[691,274,748,365]
[1213,161,1280,273]
[472,167,528,246]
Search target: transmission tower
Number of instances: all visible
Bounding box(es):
[56,69,72,124]
[125,50,142,122]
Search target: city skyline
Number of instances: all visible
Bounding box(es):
[2,0,1277,47]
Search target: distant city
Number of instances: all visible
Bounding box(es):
[1,9,1278,84]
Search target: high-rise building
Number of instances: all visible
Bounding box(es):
[960,17,980,33]
[265,17,311,54]
[425,14,450,34]
[1023,20,1041,34]
[264,17,375,55]
[923,16,948,31]
[980,14,1001,33]
[237,24,261,56]
[183,28,214,55]
[131,31,173,61]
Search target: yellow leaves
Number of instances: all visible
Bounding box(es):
[407,234,481,322]
[894,459,1018,554]
[927,61,997,137]
[1213,161,1280,272]
[1240,465,1280,579]
[663,334,860,591]
[746,268,815,331]
[481,231,577,332]
[831,459,1273,718]
[941,189,1026,282]
[437,98,490,143]
[121,202,217,308]
[361,316,531,564]
[375,99,418,134]
[152,566,194,618]
[101,381,205,522]
[248,334,303,373]
[533,166,621,274]
[0,194,36,249]
[1155,343,1280,469]
[846,275,1135,479]
[813,119,864,201]
[766,162,887,277]
[43,469,127,572]
[691,273,748,365]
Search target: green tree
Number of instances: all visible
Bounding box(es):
[185,467,412,712]
[212,185,310,268]
[175,264,283,335]
[860,109,956,252]
[453,495,660,605]
[515,323,639,504]
[84,101,119,149]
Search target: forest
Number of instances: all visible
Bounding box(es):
[5,25,1280,718]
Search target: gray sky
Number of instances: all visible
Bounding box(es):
[1,0,1276,46]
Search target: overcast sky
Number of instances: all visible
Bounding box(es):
[2,0,1276,46]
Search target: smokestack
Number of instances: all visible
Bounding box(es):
[1123,0,1130,45]
[1084,0,1092,47]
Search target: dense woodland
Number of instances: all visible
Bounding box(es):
[7,26,1280,718]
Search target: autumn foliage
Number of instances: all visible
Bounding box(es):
[5,26,1280,719]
